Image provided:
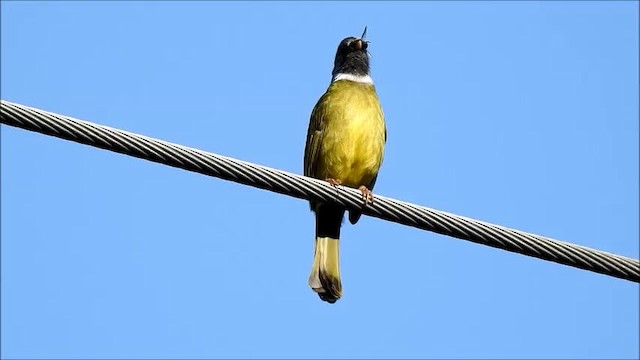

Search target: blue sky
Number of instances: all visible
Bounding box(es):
[1,2,638,359]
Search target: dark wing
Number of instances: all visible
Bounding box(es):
[304,93,329,178]
[304,92,331,211]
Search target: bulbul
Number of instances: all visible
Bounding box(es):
[303,28,387,303]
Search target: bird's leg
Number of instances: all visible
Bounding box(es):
[358,185,374,204]
[325,178,342,187]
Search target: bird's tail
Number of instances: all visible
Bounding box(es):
[308,204,344,303]
[309,236,342,303]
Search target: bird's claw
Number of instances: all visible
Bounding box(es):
[326,178,342,187]
[358,185,374,204]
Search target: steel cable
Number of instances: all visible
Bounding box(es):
[2,100,638,283]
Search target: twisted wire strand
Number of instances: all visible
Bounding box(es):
[2,100,638,283]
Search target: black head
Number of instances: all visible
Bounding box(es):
[331,31,370,78]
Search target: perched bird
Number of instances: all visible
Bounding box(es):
[303,27,387,303]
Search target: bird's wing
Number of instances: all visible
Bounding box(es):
[304,93,329,178]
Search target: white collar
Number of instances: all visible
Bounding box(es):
[331,73,374,84]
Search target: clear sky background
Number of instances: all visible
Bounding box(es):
[1,2,638,359]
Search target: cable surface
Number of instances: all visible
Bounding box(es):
[2,100,638,283]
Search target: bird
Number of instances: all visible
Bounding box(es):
[303,27,387,303]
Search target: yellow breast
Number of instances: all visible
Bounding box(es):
[312,80,386,188]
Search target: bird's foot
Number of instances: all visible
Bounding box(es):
[325,178,342,187]
[358,185,374,204]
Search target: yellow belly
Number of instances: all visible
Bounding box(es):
[315,81,386,188]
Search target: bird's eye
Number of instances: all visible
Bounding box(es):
[362,41,368,50]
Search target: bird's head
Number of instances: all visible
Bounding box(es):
[332,27,371,79]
